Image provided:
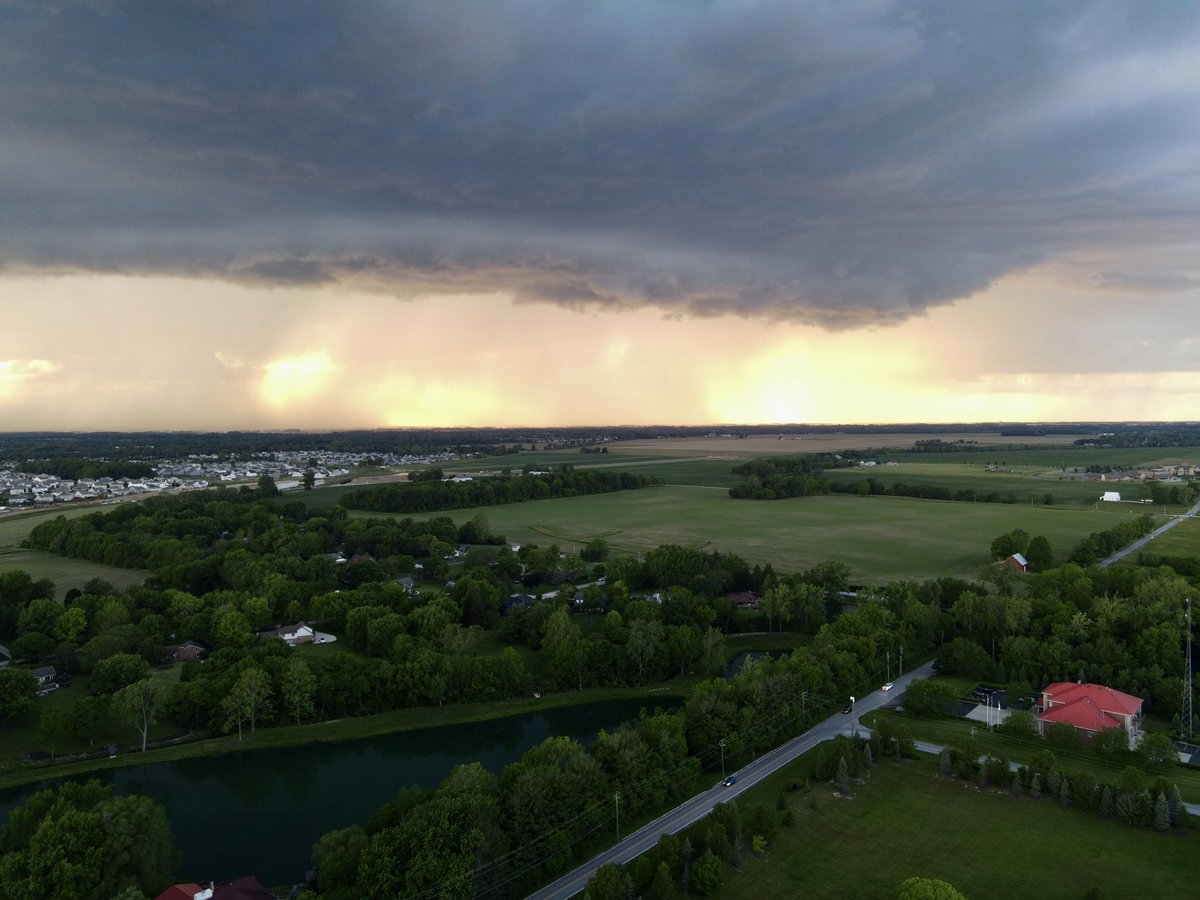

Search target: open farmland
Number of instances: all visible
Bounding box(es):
[607,432,1097,456]
[880,445,1200,467]
[379,485,1142,583]
[721,757,1200,900]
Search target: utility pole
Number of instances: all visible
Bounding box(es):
[899,645,904,677]
[1186,598,1194,740]
[886,651,891,681]
[802,690,808,729]
[614,791,620,842]
[720,740,725,780]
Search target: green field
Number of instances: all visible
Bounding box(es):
[882,446,1200,468]
[0,505,104,548]
[1126,516,1200,559]
[721,755,1200,900]
[0,548,147,598]
[367,486,1152,583]
[0,506,150,597]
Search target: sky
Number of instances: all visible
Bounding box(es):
[2,1,1199,430]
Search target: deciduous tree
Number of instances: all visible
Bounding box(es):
[113,679,164,752]
[281,657,317,726]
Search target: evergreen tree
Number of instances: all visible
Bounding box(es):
[1059,777,1070,808]
[863,743,874,768]
[1030,773,1042,798]
[1100,785,1113,817]
[834,755,850,794]
[1154,793,1171,832]
[1169,784,1184,825]
[938,747,952,776]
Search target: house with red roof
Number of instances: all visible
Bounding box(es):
[156,885,210,900]
[1037,682,1144,744]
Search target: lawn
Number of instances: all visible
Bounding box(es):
[373,486,1148,583]
[0,547,148,598]
[721,755,1200,900]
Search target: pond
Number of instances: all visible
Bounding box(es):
[0,696,680,887]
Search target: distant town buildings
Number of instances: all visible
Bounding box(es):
[0,448,457,511]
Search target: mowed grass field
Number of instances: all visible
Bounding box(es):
[0,548,147,598]
[722,756,1200,900]
[373,486,1141,583]
[0,504,150,597]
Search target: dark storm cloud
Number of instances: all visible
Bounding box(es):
[2,0,1199,325]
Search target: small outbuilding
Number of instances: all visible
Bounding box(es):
[1002,552,1029,573]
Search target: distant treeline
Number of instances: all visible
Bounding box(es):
[15,458,156,481]
[1074,428,1200,449]
[829,477,1055,505]
[340,469,664,514]
[1069,514,1158,566]
[5,422,1167,464]
[727,456,840,500]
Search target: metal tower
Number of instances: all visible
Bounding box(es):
[1186,597,1194,740]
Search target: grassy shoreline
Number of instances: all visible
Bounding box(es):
[0,681,690,793]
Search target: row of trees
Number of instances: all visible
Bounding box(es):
[835,476,1055,506]
[340,468,664,514]
[937,742,1186,832]
[1068,514,1157,567]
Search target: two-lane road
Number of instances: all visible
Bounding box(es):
[529,660,936,900]
[1099,497,1200,567]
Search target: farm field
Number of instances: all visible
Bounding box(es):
[607,432,1097,456]
[0,548,147,598]
[374,486,1143,583]
[722,755,1200,900]
[882,445,1200,468]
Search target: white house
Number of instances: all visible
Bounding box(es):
[256,622,315,646]
[1101,491,1121,502]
